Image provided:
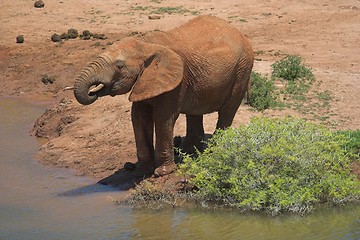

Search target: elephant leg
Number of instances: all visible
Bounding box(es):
[216,105,240,130]
[131,102,155,173]
[98,102,155,186]
[153,115,179,176]
[182,115,205,154]
[152,106,179,177]
[216,73,250,130]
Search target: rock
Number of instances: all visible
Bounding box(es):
[81,35,91,40]
[34,0,45,8]
[67,28,78,39]
[41,75,56,85]
[80,30,107,40]
[82,30,91,37]
[60,33,70,40]
[51,33,62,42]
[148,15,161,20]
[16,35,24,43]
[92,33,107,40]
[80,30,91,40]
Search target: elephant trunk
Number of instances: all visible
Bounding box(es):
[73,56,111,105]
[74,75,99,105]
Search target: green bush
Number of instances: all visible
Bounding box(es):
[337,130,360,160]
[272,55,314,97]
[272,55,314,81]
[179,117,360,215]
[249,72,277,111]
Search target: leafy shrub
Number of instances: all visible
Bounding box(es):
[337,130,360,160]
[272,55,314,97]
[272,55,314,81]
[179,117,360,215]
[248,72,277,111]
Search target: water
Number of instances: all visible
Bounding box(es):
[0,97,359,240]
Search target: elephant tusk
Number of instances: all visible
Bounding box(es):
[63,86,74,91]
[88,83,105,94]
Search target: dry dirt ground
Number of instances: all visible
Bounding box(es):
[1,0,359,186]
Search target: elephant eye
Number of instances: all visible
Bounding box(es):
[115,60,125,70]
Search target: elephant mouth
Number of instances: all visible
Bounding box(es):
[108,80,131,97]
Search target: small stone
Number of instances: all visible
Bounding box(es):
[80,30,91,40]
[16,35,24,43]
[41,75,56,85]
[82,30,91,37]
[81,35,91,40]
[51,33,62,42]
[148,15,161,20]
[67,28,78,39]
[34,0,45,8]
[60,33,70,40]
[92,33,107,40]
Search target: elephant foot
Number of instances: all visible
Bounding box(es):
[98,162,154,187]
[154,161,177,177]
[181,135,205,155]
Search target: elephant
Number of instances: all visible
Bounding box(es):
[71,15,254,183]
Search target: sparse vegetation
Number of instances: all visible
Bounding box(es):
[92,42,101,47]
[247,54,337,125]
[316,90,332,104]
[248,55,316,113]
[131,6,151,11]
[129,5,200,15]
[179,117,360,215]
[118,180,192,208]
[228,16,248,23]
[150,6,199,15]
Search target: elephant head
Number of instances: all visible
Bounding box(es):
[73,38,184,105]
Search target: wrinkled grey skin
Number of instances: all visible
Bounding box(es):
[72,16,254,184]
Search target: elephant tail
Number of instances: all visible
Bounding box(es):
[246,77,251,104]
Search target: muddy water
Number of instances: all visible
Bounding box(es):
[0,98,359,240]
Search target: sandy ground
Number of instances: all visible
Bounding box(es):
[1,0,359,184]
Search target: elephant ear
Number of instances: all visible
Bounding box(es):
[129,44,184,102]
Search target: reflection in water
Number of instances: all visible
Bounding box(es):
[0,97,359,240]
[130,206,360,240]
[57,184,119,197]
